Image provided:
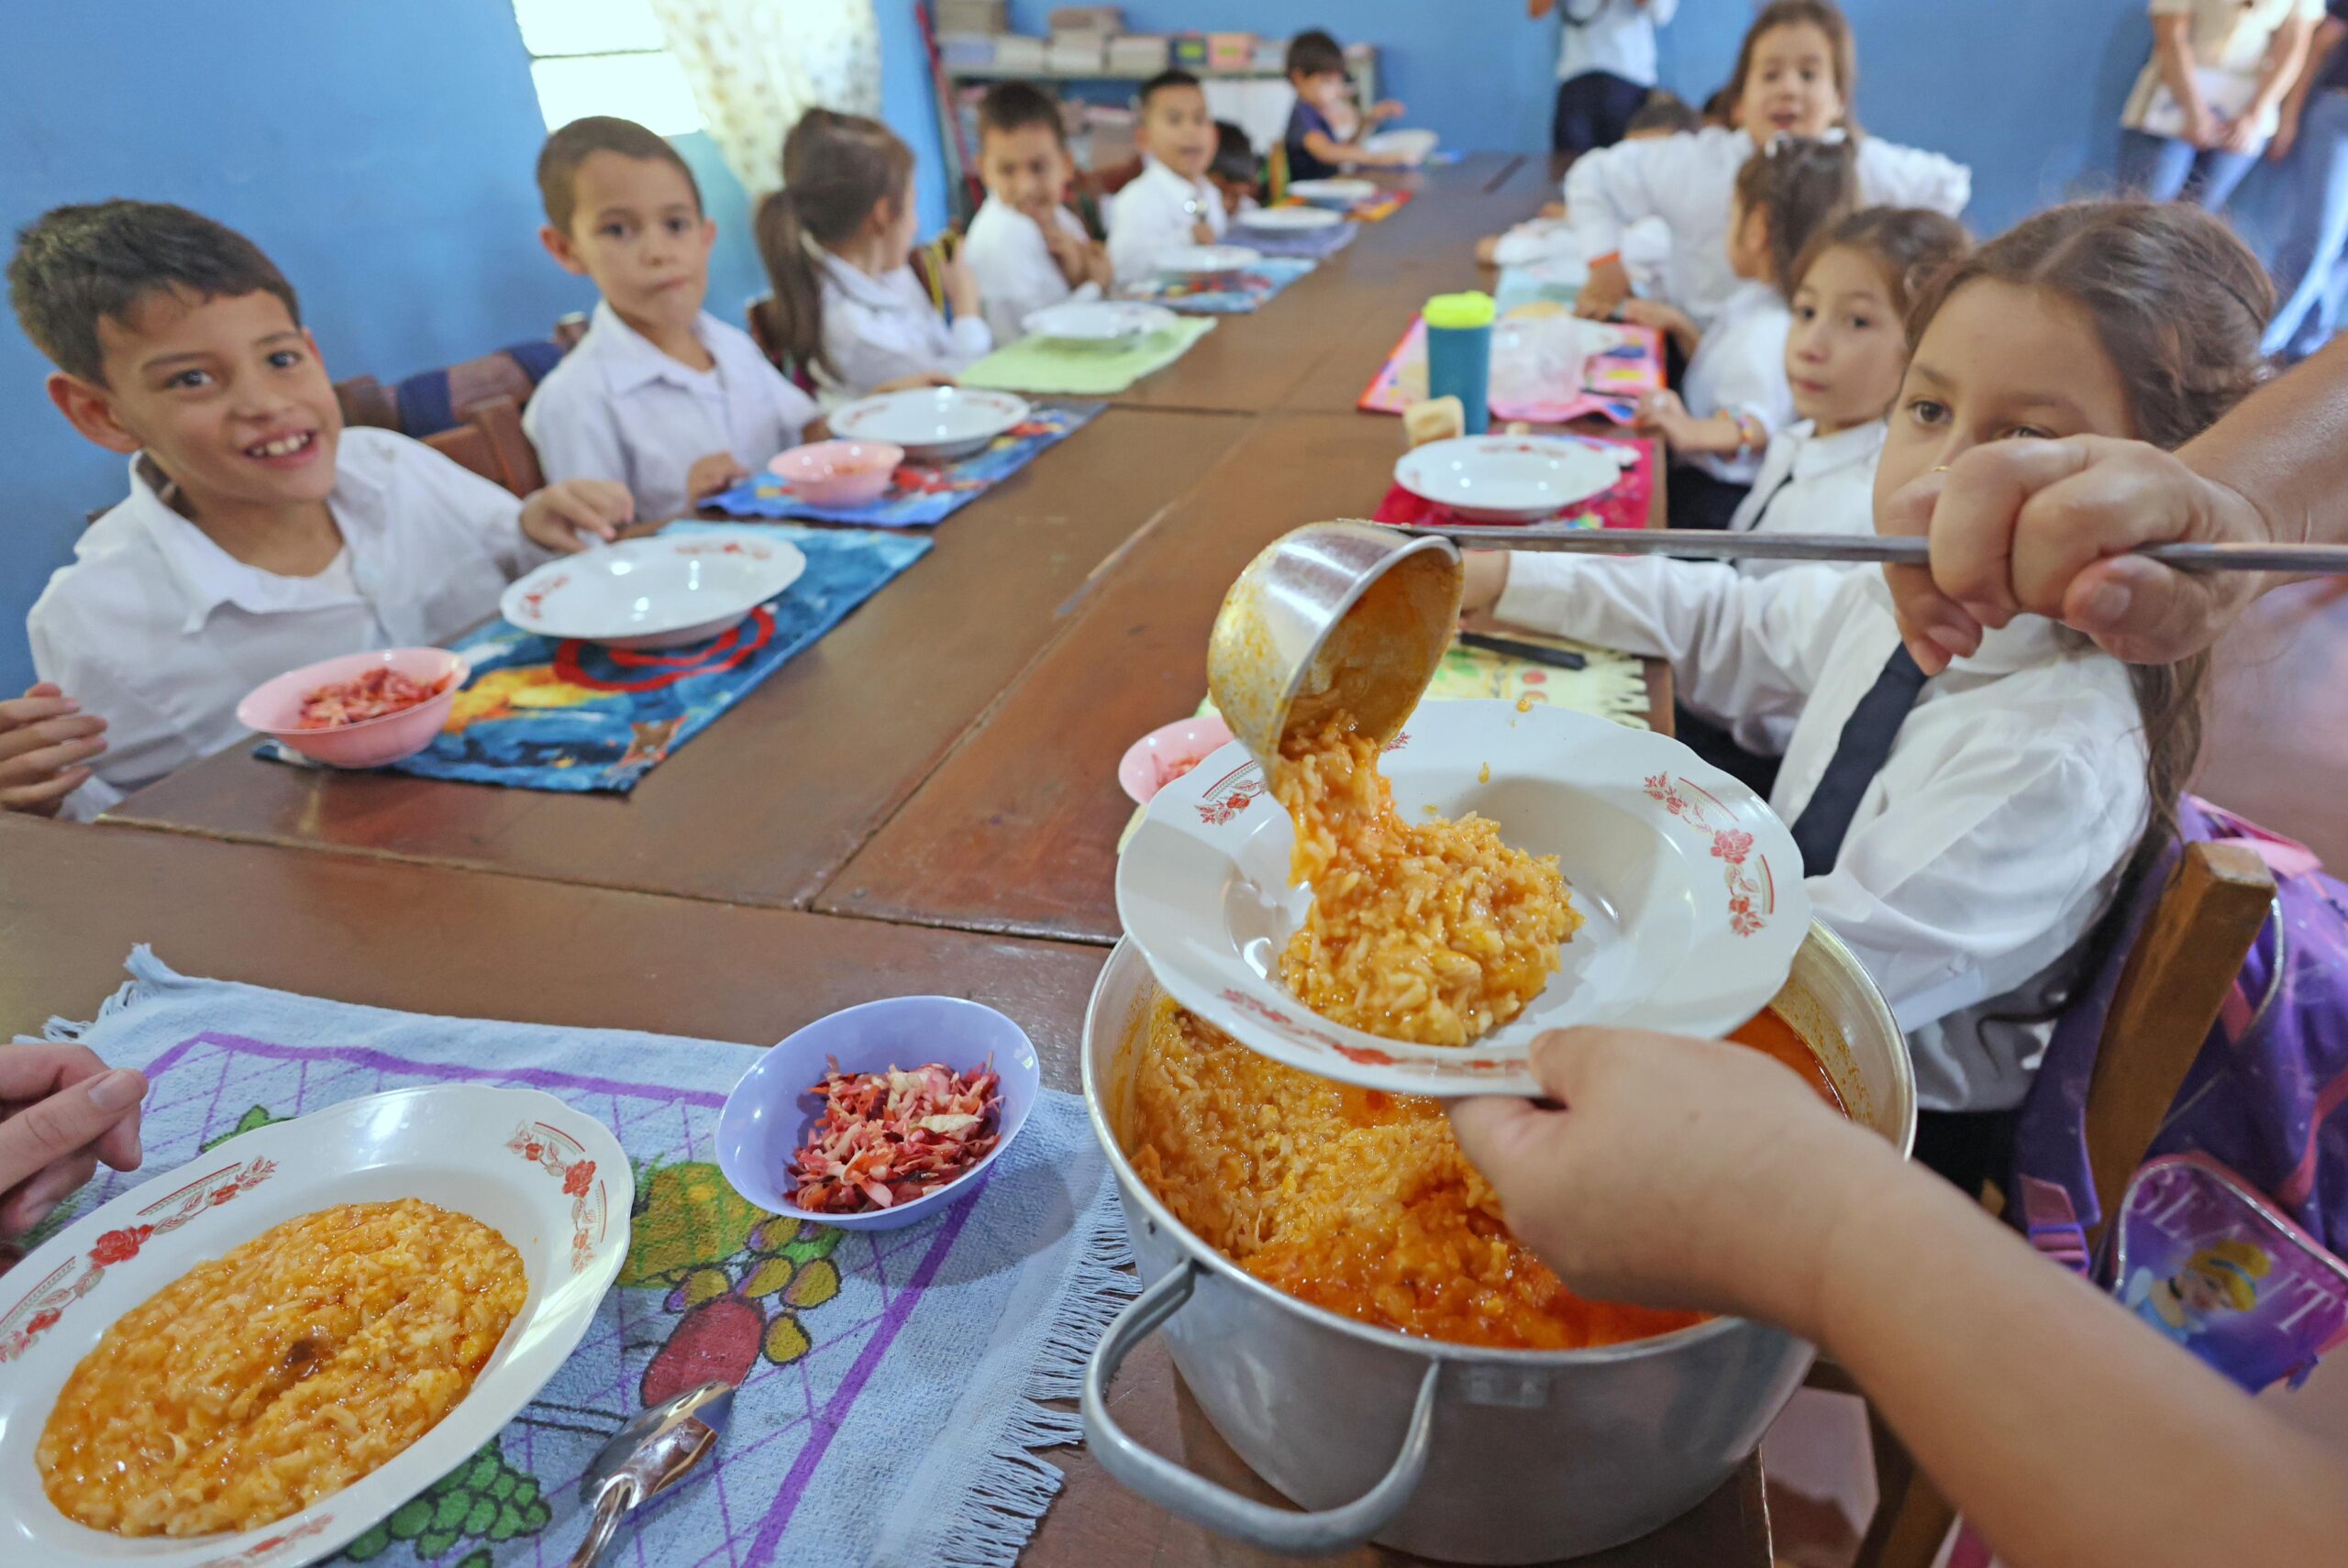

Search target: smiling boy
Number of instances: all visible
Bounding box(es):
[524,116,821,525]
[1107,71,1229,282]
[4,200,627,819]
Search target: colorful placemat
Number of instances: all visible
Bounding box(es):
[1120,257,1315,315]
[1226,216,1360,259]
[1376,431,1656,534]
[1279,189,1413,222]
[704,402,1102,527]
[28,949,1138,1568]
[959,318,1215,396]
[257,525,926,794]
[1357,315,1666,424]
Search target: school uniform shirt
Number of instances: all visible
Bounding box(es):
[1563,126,1970,328]
[2121,0,2325,136]
[523,301,818,525]
[813,249,992,398]
[1284,98,1344,182]
[1678,278,1795,484]
[1555,0,1679,87]
[1726,417,1884,566]
[1491,214,1674,298]
[1493,558,2147,1113]
[962,195,1102,345]
[1107,157,1229,284]
[28,428,548,821]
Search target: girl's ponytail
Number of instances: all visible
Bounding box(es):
[754,187,829,380]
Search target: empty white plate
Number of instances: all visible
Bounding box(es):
[1023,299,1180,343]
[1235,205,1345,232]
[1154,243,1262,275]
[828,386,1032,460]
[500,527,807,649]
[1394,434,1625,524]
[1364,128,1439,164]
[1288,177,1376,207]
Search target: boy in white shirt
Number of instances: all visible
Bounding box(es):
[3,201,628,819]
[962,83,1110,346]
[525,116,821,524]
[1108,71,1228,282]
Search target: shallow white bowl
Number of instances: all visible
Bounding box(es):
[500,528,805,650]
[1235,205,1344,232]
[1394,434,1626,523]
[1153,243,1262,276]
[1115,701,1810,1097]
[828,386,1031,460]
[1022,300,1180,344]
[1287,177,1376,208]
[1364,127,1439,164]
[0,1085,627,1568]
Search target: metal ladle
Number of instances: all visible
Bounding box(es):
[566,1380,735,1568]
[1206,521,1464,774]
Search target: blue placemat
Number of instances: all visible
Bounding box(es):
[1227,218,1358,259]
[257,525,927,794]
[1121,256,1316,314]
[704,402,1102,527]
[28,950,1138,1568]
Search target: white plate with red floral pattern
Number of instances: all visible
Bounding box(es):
[1114,700,1810,1097]
[500,527,806,650]
[0,1085,627,1568]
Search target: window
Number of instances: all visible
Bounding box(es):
[513,0,705,136]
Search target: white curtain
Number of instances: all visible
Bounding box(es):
[650,0,883,200]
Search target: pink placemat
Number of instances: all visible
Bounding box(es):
[1357,315,1666,424]
[1373,430,1656,532]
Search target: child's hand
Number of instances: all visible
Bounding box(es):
[521,478,633,548]
[1460,551,1511,613]
[1632,388,1693,444]
[0,1043,148,1242]
[1617,299,1693,338]
[1474,234,1503,267]
[1369,99,1405,125]
[2217,115,2263,155]
[0,683,106,816]
[1574,258,1633,321]
[686,451,750,503]
[939,249,981,322]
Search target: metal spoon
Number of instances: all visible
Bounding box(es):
[566,1381,735,1568]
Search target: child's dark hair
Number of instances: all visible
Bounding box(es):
[1212,121,1258,187]
[1728,1,1858,131]
[1793,206,1971,323]
[537,116,703,234]
[1285,29,1346,80]
[753,109,913,382]
[1733,137,1858,298]
[8,200,299,386]
[977,81,1067,149]
[1701,85,1736,127]
[1139,69,1204,112]
[1625,92,1699,138]
[1908,200,2276,965]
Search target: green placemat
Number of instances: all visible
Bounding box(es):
[960,317,1216,396]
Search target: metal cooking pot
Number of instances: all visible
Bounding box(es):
[1080,927,1915,1563]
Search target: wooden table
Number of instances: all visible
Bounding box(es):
[0,814,1769,1567]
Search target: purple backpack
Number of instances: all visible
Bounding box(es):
[2011,796,2348,1261]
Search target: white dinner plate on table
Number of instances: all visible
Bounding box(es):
[1153,243,1262,275]
[500,526,806,649]
[1235,205,1344,232]
[1115,701,1809,1097]
[0,1085,627,1568]
[1363,128,1439,164]
[828,385,1031,460]
[1288,177,1376,208]
[1394,434,1625,524]
[1022,299,1179,344]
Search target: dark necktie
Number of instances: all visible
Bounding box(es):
[1737,462,1796,533]
[1789,645,1930,876]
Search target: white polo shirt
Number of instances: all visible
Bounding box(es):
[1106,158,1228,284]
[814,250,993,398]
[963,195,1102,345]
[1680,279,1796,484]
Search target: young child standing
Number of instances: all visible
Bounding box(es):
[5,201,629,819]
[1108,71,1229,281]
[962,83,1110,346]
[755,110,991,397]
[524,116,820,525]
[1567,0,1969,328]
[1627,137,1856,529]
[1462,200,2268,1187]
[1282,29,1410,180]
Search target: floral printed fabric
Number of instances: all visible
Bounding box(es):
[650,0,881,198]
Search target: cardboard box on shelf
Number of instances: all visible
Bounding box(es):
[991,33,1047,72]
[1206,31,1256,72]
[1047,31,1108,73]
[1106,33,1170,75]
[937,0,1008,34]
[1048,6,1123,33]
[1171,33,1209,70]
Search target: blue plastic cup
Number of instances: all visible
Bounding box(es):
[1423,291,1496,435]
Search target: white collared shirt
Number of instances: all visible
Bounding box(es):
[814,250,992,398]
[1727,417,1885,566]
[964,195,1102,345]
[1494,559,2147,1113]
[523,301,817,525]
[28,428,547,820]
[1106,158,1228,284]
[1565,126,1971,328]
[1680,279,1794,484]
[1556,0,1679,86]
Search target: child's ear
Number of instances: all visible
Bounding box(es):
[46,371,141,456]
[697,215,718,258]
[539,224,591,277]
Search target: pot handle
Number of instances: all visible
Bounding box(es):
[1082,1259,1440,1556]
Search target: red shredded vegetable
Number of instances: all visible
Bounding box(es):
[294,667,453,730]
[789,1059,1002,1213]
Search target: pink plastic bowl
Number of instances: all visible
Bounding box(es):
[1118,713,1235,804]
[770,439,903,507]
[235,647,470,768]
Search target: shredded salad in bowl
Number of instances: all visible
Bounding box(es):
[790,1060,1002,1214]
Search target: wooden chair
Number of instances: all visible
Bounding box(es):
[331,343,560,499]
[1844,840,2278,1568]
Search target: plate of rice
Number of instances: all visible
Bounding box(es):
[1114,699,1809,1096]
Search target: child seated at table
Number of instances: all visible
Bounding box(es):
[1108,71,1228,282]
[523,116,822,524]
[963,83,1111,347]
[1281,29,1409,180]
[1459,200,2265,1189]
[1479,95,1691,266]
[4,201,628,820]
[1630,137,1855,530]
[755,109,991,397]
[1210,122,1262,219]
